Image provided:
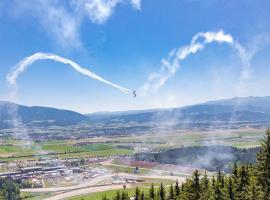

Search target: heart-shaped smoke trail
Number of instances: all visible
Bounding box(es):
[140,30,247,94]
[7,53,133,96]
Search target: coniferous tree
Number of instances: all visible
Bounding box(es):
[227,177,235,200]
[217,171,225,188]
[200,172,211,200]
[247,177,263,200]
[159,183,166,200]
[214,181,226,200]
[235,165,250,200]
[140,191,145,200]
[175,180,180,197]
[168,184,175,200]
[232,163,239,180]
[1,179,21,200]
[102,195,109,200]
[149,183,155,200]
[121,191,129,200]
[255,129,270,200]
[114,191,121,200]
[191,169,201,200]
[134,187,140,200]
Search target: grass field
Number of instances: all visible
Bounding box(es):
[0,142,133,161]
[105,128,265,149]
[0,128,265,161]
[68,188,149,200]
[68,180,175,200]
[0,145,35,158]
[21,192,52,200]
[96,164,151,174]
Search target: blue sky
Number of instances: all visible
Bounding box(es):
[0,0,270,113]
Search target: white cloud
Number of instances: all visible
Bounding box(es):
[13,0,81,48]
[10,0,142,48]
[130,0,141,10]
[83,0,122,24]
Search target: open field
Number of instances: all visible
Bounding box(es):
[0,128,265,161]
[21,192,53,200]
[66,178,178,200]
[0,141,133,161]
[68,187,150,200]
[21,173,180,200]
[0,127,266,200]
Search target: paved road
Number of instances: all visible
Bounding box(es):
[22,173,185,200]
[43,184,131,200]
[21,173,113,192]
[22,172,184,193]
[43,173,186,200]
[102,162,192,177]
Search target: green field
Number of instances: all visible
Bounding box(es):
[41,143,115,153]
[68,181,175,200]
[0,128,265,161]
[21,192,52,200]
[105,128,265,149]
[0,142,133,161]
[68,188,148,200]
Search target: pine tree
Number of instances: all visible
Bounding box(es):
[102,195,109,200]
[179,179,193,200]
[256,129,270,200]
[1,180,21,200]
[247,177,263,200]
[191,169,201,200]
[121,191,129,200]
[168,184,175,200]
[214,181,226,200]
[213,172,227,200]
[200,172,211,200]
[149,183,155,200]
[140,191,145,200]
[114,191,121,200]
[232,163,239,180]
[175,180,180,197]
[159,183,166,200]
[135,187,140,200]
[217,171,225,188]
[227,177,234,200]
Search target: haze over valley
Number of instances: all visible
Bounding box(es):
[1,0,270,199]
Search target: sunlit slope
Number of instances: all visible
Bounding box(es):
[1,96,270,128]
[87,96,270,124]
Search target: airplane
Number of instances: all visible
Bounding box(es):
[133,91,137,98]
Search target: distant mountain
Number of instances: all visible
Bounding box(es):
[1,96,270,129]
[0,101,87,128]
[86,96,270,124]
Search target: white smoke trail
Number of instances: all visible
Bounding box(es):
[140,30,235,94]
[7,52,132,96]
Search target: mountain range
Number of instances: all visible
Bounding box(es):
[1,96,270,128]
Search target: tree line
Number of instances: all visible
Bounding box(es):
[105,129,270,200]
[134,145,260,172]
[0,179,21,200]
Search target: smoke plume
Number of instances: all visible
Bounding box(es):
[141,30,235,94]
[7,52,132,96]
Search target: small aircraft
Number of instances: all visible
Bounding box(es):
[133,91,137,98]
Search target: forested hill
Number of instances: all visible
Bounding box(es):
[87,96,270,124]
[134,146,260,172]
[0,101,87,128]
[1,96,270,128]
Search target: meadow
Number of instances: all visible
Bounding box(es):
[0,128,265,162]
